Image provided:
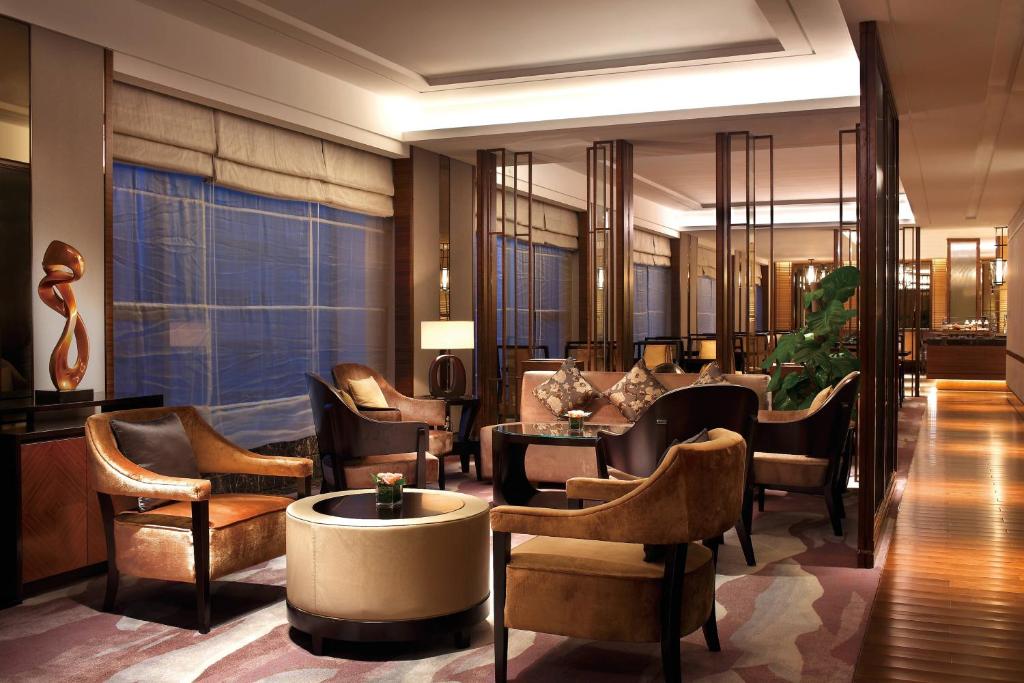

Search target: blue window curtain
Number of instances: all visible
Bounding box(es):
[113,162,391,448]
[633,264,672,342]
[495,238,574,358]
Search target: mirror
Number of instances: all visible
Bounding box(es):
[946,239,980,324]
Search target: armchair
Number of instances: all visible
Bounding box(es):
[84,406,313,633]
[491,428,747,683]
[750,371,860,536]
[588,384,761,566]
[332,363,454,480]
[307,374,439,491]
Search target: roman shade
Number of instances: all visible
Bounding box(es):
[495,192,579,249]
[634,229,672,266]
[111,83,394,217]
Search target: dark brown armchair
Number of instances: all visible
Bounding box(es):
[582,384,760,566]
[491,428,748,683]
[307,374,439,491]
[750,371,860,536]
[331,363,453,477]
[85,406,313,633]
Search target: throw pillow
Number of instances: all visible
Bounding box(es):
[693,361,727,386]
[605,359,668,421]
[109,413,201,512]
[809,385,832,412]
[348,376,389,408]
[532,357,600,417]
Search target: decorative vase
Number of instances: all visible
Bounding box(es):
[568,414,585,432]
[376,483,404,510]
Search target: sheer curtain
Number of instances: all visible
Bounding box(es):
[495,238,574,358]
[633,264,672,342]
[113,162,391,448]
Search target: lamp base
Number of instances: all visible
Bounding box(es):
[428,353,467,398]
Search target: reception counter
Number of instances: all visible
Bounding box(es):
[925,336,1006,381]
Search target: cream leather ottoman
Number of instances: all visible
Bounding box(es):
[286,489,489,654]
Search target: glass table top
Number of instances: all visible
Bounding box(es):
[311,492,464,520]
[495,422,629,442]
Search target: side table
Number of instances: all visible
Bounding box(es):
[416,395,482,480]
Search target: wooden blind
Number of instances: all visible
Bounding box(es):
[931,258,948,328]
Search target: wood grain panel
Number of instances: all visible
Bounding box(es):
[774,262,793,331]
[392,153,415,395]
[927,344,1006,380]
[931,258,948,328]
[20,438,89,582]
[854,388,1024,680]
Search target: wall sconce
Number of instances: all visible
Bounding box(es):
[805,259,818,284]
[440,266,450,292]
[596,266,606,290]
[994,226,1007,286]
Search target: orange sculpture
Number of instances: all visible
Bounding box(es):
[38,240,89,391]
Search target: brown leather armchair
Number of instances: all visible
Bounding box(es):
[589,384,760,566]
[331,363,453,474]
[307,374,439,490]
[750,371,860,536]
[491,428,747,683]
[84,406,313,633]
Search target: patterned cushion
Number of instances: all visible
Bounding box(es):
[604,359,668,421]
[693,361,727,386]
[531,357,600,417]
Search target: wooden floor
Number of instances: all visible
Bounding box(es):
[854,386,1024,682]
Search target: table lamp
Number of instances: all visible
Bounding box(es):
[421,320,474,398]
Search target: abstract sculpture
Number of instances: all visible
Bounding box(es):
[38,240,89,393]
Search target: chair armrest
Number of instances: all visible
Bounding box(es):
[352,417,429,458]
[384,391,446,427]
[358,406,403,422]
[85,418,211,502]
[190,423,314,478]
[566,476,644,502]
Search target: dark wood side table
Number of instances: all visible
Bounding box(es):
[491,422,629,508]
[0,392,163,607]
[416,395,482,479]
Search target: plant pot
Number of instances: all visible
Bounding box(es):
[376,483,403,510]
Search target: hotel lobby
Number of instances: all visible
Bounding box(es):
[1,1,1022,681]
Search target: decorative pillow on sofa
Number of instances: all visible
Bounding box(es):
[532,357,600,417]
[348,376,389,408]
[693,361,727,386]
[605,359,668,421]
[109,413,201,512]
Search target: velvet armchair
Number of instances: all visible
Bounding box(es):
[84,406,313,633]
[307,373,439,490]
[491,428,747,683]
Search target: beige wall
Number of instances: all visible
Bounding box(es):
[30,28,105,392]
[1007,211,1024,399]
[448,157,475,385]
[411,147,440,396]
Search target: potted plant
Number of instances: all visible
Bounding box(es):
[373,472,406,510]
[762,265,860,410]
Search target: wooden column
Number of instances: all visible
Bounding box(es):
[612,140,635,371]
[392,153,415,396]
[475,150,499,424]
[715,133,735,372]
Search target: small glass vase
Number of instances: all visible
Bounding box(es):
[568,415,585,432]
[376,483,403,510]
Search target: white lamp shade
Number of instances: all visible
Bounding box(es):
[421,320,475,350]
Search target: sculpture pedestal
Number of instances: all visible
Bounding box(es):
[33,389,94,405]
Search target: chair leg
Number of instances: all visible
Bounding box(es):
[823,488,843,536]
[438,456,446,491]
[757,486,766,512]
[836,489,846,519]
[741,488,755,537]
[734,519,756,567]
[493,531,511,683]
[192,501,211,634]
[660,544,687,683]
[702,600,721,652]
[460,450,470,474]
[702,535,723,566]
[97,493,119,612]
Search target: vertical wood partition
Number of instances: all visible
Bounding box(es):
[857,20,901,568]
[584,140,634,371]
[474,149,535,425]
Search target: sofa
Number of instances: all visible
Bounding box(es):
[480,370,770,482]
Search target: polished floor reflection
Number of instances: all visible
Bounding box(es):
[854,384,1024,681]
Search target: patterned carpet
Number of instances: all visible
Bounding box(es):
[0,402,926,682]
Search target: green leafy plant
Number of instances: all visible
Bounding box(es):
[762,265,860,410]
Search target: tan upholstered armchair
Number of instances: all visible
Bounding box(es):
[332,363,454,465]
[85,406,313,633]
[490,428,747,683]
[750,371,860,536]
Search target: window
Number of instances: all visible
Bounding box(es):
[495,238,574,358]
[113,163,391,448]
[633,264,672,341]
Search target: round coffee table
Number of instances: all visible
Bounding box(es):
[286,489,489,654]
[492,422,630,508]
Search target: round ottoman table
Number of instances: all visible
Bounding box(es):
[286,488,489,654]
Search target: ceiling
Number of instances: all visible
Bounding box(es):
[840,0,1024,229]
